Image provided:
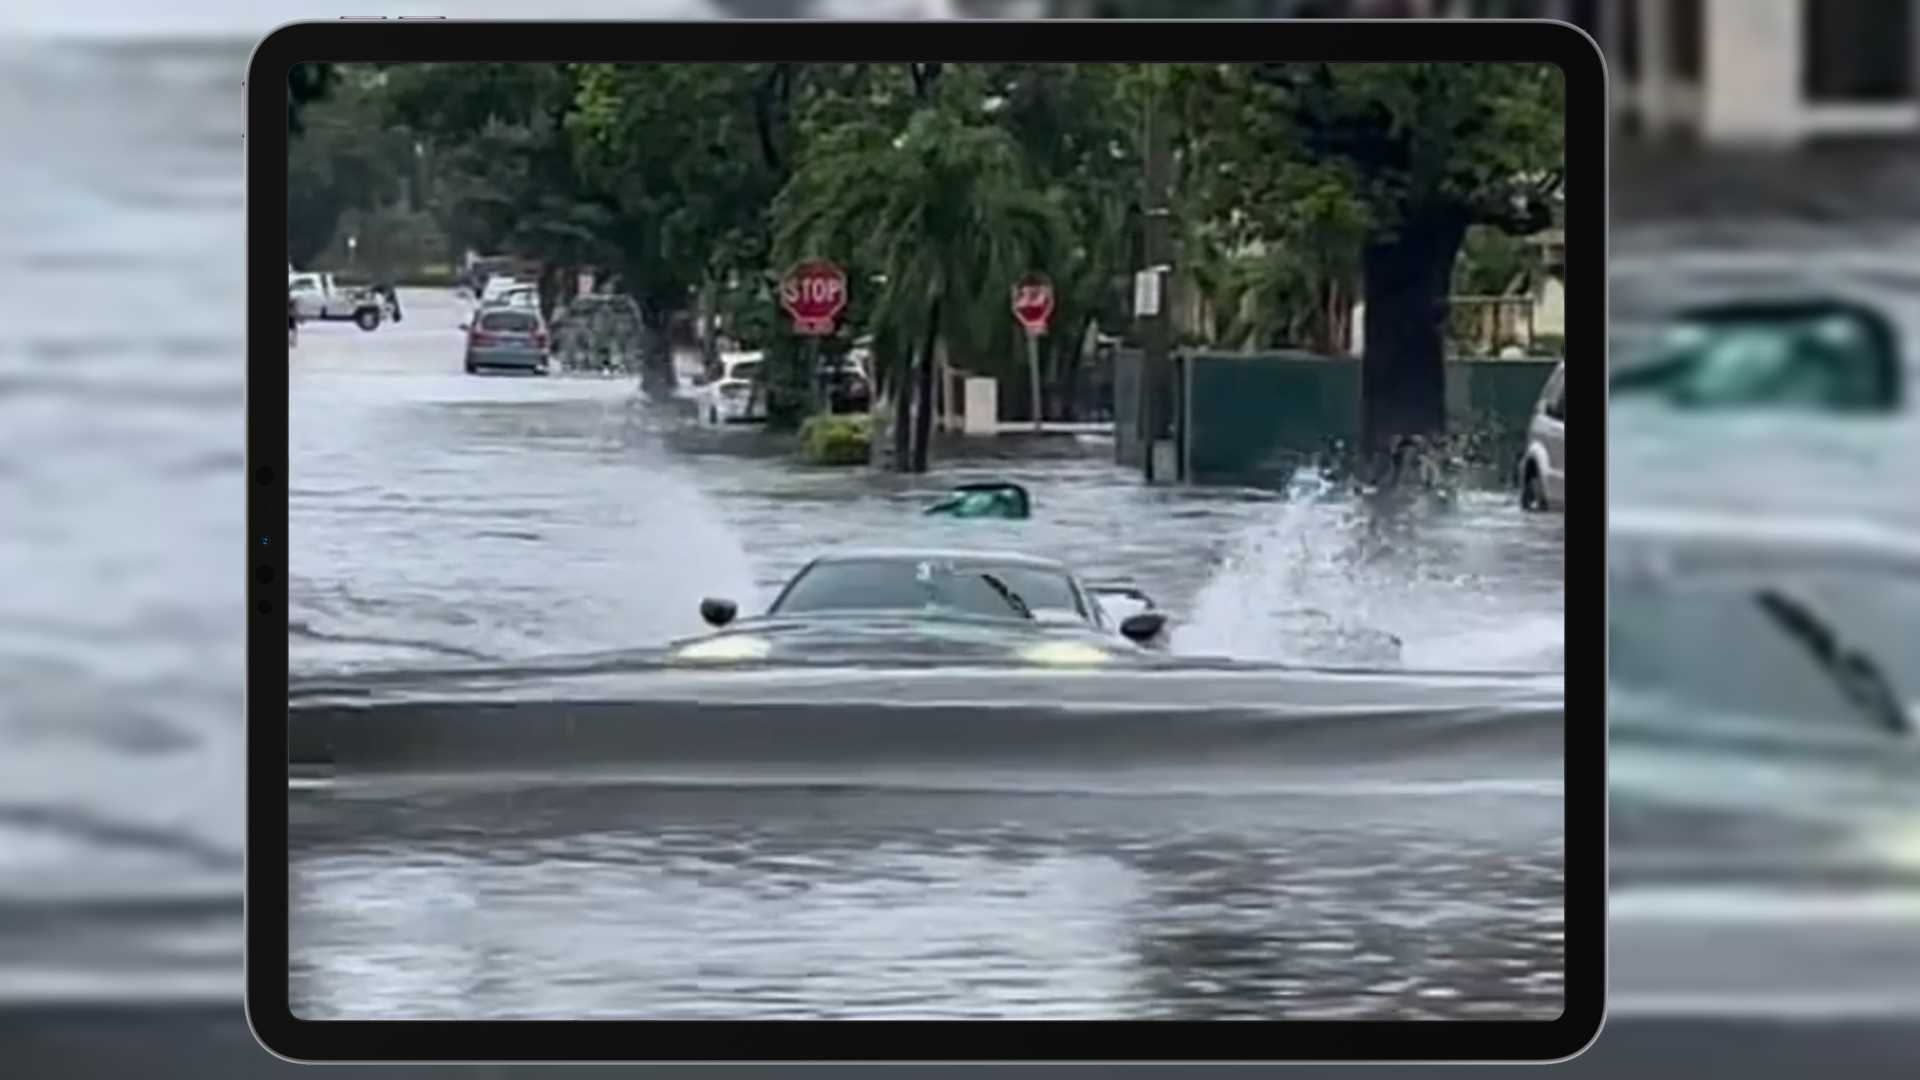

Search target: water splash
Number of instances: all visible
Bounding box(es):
[1175,470,1563,673]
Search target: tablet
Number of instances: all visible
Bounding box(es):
[248,16,1605,1063]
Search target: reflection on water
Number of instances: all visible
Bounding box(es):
[285,298,1566,1017]
[290,784,1563,1020]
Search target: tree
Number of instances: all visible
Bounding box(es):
[1183,62,1563,456]
[775,80,1067,472]
[983,63,1140,419]
[570,62,803,403]
[286,67,412,269]
[382,64,625,323]
[287,63,336,134]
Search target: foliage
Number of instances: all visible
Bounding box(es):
[287,67,415,268]
[286,58,1562,457]
[798,413,873,467]
[381,64,618,294]
[1454,225,1540,295]
[1176,61,1564,448]
[287,63,336,134]
[774,74,1070,468]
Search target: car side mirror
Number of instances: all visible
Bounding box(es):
[700,597,738,628]
[1120,611,1166,643]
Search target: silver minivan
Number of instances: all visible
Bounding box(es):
[1519,360,1565,512]
[464,307,551,375]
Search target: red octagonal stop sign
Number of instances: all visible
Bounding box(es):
[780,259,848,336]
[1012,274,1054,334]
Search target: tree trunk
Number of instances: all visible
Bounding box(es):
[636,302,677,401]
[698,277,721,372]
[1359,209,1468,460]
[910,297,941,473]
[891,343,913,472]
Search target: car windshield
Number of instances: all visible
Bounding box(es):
[1610,561,1919,737]
[771,558,1085,621]
[1613,307,1900,412]
[728,361,762,382]
[479,310,538,333]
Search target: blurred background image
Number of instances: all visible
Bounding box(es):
[2,0,1917,1075]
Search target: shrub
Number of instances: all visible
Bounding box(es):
[799,413,872,466]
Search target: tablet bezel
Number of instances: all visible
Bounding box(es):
[247,16,1607,1063]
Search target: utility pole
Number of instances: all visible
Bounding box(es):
[1139,77,1176,484]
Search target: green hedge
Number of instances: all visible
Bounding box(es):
[799,413,872,466]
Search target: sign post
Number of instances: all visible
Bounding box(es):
[780,260,848,421]
[1011,274,1055,433]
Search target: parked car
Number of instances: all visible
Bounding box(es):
[479,275,526,305]
[702,352,766,424]
[819,354,872,413]
[464,306,551,375]
[288,272,384,331]
[552,294,645,373]
[491,285,539,312]
[1519,359,1565,512]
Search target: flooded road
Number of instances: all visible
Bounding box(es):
[284,290,1567,1019]
[289,292,1567,675]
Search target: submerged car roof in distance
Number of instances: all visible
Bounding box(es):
[808,547,1070,573]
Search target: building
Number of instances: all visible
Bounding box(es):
[1357,0,1920,147]
[1041,0,1917,146]
[1533,0,1919,145]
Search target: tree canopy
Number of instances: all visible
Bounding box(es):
[287,59,1564,467]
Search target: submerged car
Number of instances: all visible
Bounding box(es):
[1608,506,1920,1029]
[924,481,1032,520]
[673,548,1169,665]
[1612,298,1903,413]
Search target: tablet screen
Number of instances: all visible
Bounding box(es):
[266,33,1591,1056]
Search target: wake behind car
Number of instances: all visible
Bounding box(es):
[673,548,1169,666]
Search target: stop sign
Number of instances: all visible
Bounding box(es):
[1011,274,1054,334]
[780,259,848,336]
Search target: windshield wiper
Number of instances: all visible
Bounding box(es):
[1753,588,1912,735]
[977,572,1033,619]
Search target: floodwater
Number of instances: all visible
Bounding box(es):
[8,31,1919,1037]
[285,292,1565,1020]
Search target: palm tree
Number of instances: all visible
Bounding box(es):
[775,104,1066,471]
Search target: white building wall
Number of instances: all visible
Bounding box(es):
[1700,0,1808,143]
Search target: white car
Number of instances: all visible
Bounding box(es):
[494,285,539,311]
[479,275,525,304]
[288,272,384,331]
[702,352,767,425]
[1519,360,1566,512]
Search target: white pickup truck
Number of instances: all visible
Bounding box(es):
[288,272,386,332]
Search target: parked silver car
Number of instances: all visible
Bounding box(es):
[464,307,550,375]
[1519,360,1566,512]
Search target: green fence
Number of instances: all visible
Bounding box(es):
[1181,352,1559,485]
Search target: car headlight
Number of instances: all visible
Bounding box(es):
[673,635,772,662]
[1019,641,1114,666]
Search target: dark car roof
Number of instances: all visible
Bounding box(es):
[807,548,1071,573]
